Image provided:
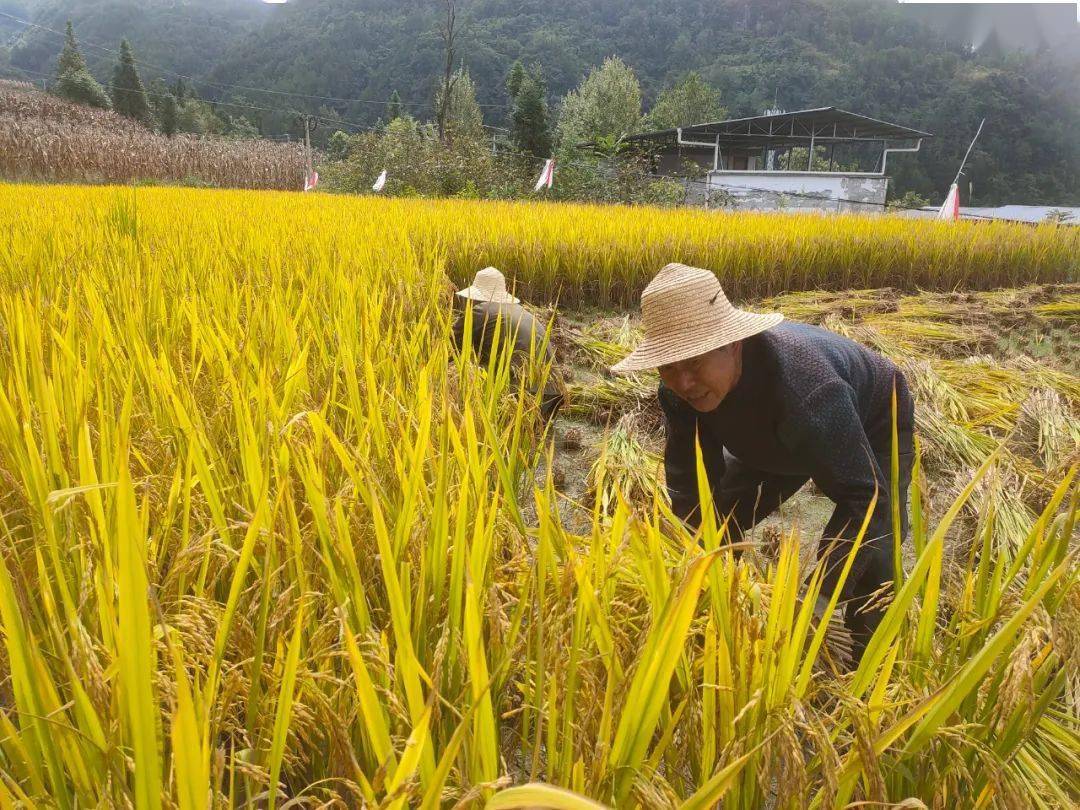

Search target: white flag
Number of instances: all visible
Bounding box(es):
[372,170,387,192]
[533,158,554,192]
[303,170,319,192]
[937,182,959,221]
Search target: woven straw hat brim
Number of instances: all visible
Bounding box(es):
[611,310,783,373]
[455,287,520,305]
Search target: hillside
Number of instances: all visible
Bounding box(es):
[2,0,270,80]
[0,80,307,188]
[1,0,1078,203]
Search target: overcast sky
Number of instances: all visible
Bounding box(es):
[897,2,1080,54]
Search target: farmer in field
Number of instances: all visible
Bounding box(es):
[612,263,914,659]
[452,266,565,424]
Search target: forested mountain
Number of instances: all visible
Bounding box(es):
[2,0,270,80]
[2,0,1078,203]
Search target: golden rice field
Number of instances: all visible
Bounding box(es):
[0,183,1076,809]
[424,198,1080,306]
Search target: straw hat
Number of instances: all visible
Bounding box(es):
[611,263,782,373]
[456,267,520,304]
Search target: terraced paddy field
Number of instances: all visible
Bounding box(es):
[0,184,1075,809]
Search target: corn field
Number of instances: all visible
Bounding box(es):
[0,82,308,190]
[0,183,1076,808]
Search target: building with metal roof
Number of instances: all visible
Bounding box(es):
[623,107,931,213]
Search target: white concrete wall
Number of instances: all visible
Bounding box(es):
[708,171,888,213]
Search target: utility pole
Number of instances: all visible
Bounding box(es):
[297,112,318,188]
[304,114,312,178]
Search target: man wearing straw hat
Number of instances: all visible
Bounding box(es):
[613,263,914,658]
[453,266,565,424]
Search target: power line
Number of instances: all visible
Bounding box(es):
[2,64,375,131]
[0,10,512,112]
[0,65,994,218]
[2,63,512,139]
[1,66,976,216]
[0,26,983,219]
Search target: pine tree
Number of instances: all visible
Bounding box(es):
[148,77,168,119]
[505,60,526,101]
[386,90,403,122]
[159,92,178,136]
[510,67,551,158]
[111,39,152,126]
[54,21,111,109]
[57,21,87,76]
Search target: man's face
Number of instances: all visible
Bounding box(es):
[659,342,742,413]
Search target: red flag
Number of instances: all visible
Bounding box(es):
[937,183,959,221]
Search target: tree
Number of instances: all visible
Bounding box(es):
[172,78,190,104]
[386,89,403,122]
[327,130,351,161]
[147,77,174,132]
[435,0,458,142]
[55,70,112,109]
[54,21,110,109]
[556,56,641,148]
[177,98,223,135]
[224,115,260,140]
[57,21,87,76]
[644,71,725,129]
[110,39,152,125]
[505,60,526,101]
[159,93,179,136]
[435,68,484,142]
[146,78,179,136]
[509,65,552,158]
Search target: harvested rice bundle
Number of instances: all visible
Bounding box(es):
[567,316,643,370]
[760,289,895,324]
[1033,295,1080,322]
[587,411,663,513]
[972,470,1040,551]
[566,374,659,427]
[864,316,980,358]
[1009,388,1080,472]
[894,294,969,322]
[1011,356,1080,402]
[935,357,1029,431]
[903,360,976,430]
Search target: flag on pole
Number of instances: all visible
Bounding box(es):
[937,182,959,221]
[533,158,554,192]
[372,170,387,192]
[303,170,319,192]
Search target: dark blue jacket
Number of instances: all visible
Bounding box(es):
[660,321,913,540]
